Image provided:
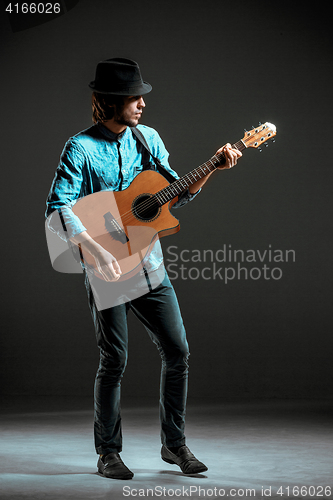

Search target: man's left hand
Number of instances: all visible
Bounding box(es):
[216,143,242,170]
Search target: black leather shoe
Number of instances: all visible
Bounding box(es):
[97,453,134,480]
[161,445,208,474]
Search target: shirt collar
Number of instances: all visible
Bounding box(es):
[97,122,129,141]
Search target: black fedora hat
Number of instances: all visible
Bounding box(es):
[89,58,152,95]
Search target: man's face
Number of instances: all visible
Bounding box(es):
[114,95,145,128]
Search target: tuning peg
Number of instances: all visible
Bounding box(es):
[265,143,269,147]
[244,128,247,132]
[271,139,276,143]
[258,147,262,153]
[258,121,262,125]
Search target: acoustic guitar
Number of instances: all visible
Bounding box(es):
[72,122,277,281]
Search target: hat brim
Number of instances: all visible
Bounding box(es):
[88,81,152,95]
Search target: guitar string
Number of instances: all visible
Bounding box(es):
[111,156,221,226]
[108,146,232,226]
[88,129,273,236]
[95,136,261,229]
[114,141,245,226]
[108,144,241,228]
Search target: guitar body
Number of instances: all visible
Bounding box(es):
[72,170,180,280]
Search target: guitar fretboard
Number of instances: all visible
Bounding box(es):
[154,140,245,206]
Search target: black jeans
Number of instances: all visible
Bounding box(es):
[85,270,190,455]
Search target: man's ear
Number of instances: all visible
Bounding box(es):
[104,99,115,110]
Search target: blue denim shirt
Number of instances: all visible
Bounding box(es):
[46,123,199,272]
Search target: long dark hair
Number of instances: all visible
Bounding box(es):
[91,92,124,123]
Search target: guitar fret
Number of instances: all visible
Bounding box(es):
[154,192,163,204]
[165,186,176,198]
[160,191,169,203]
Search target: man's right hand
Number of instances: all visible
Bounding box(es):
[70,231,122,282]
[88,244,122,282]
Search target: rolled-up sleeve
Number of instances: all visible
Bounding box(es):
[45,141,87,240]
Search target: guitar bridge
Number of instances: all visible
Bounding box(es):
[103,211,129,244]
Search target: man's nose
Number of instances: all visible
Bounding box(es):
[138,97,145,108]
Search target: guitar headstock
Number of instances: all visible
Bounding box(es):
[242,122,277,150]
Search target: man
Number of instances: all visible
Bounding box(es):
[46,58,241,480]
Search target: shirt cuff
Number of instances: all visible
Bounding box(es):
[172,187,201,209]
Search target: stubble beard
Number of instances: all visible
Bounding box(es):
[114,106,141,128]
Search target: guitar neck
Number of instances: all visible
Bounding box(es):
[154,139,246,206]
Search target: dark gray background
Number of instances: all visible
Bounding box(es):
[1,0,332,401]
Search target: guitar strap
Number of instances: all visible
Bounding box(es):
[130,127,177,184]
[130,126,174,292]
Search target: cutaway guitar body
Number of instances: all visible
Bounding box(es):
[72,170,180,280]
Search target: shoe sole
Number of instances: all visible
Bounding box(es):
[97,467,134,480]
[161,456,208,474]
[161,457,175,465]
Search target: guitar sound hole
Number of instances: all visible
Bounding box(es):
[132,194,161,222]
